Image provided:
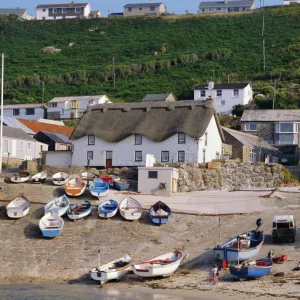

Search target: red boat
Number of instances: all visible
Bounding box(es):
[100,176,113,183]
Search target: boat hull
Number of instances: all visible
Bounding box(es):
[7,207,29,219]
[149,201,171,225]
[53,179,68,186]
[113,181,129,191]
[98,200,118,219]
[65,186,86,197]
[68,209,91,220]
[120,210,142,221]
[10,177,30,183]
[41,229,62,238]
[90,189,109,198]
[67,201,92,220]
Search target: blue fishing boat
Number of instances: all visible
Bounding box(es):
[149,201,171,225]
[39,211,64,238]
[98,199,119,219]
[113,179,129,191]
[230,258,273,279]
[89,179,109,198]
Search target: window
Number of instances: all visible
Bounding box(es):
[75,7,81,13]
[135,151,142,162]
[48,102,57,108]
[200,90,206,97]
[71,100,78,109]
[178,133,186,144]
[178,151,185,162]
[161,151,169,162]
[275,134,297,145]
[220,100,225,106]
[13,109,20,116]
[4,139,8,153]
[42,8,46,12]
[88,135,95,145]
[25,108,35,115]
[20,141,24,151]
[150,6,155,11]
[127,7,132,12]
[28,143,31,150]
[87,151,93,160]
[62,8,66,13]
[275,123,297,133]
[135,134,142,145]
[233,89,239,97]
[139,7,143,10]
[245,123,257,131]
[148,171,158,178]
[204,132,208,146]
[201,8,205,12]
[53,8,57,14]
[216,90,222,97]
[250,150,256,163]
[217,7,221,11]
[42,17,46,20]
[216,152,220,159]
[203,149,206,162]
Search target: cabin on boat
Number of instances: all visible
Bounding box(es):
[70,100,225,168]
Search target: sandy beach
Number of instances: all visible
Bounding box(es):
[0,180,300,299]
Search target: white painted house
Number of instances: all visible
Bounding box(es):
[70,101,224,168]
[284,0,300,5]
[2,127,48,163]
[47,95,111,120]
[194,82,253,115]
[36,1,91,20]
[3,104,47,121]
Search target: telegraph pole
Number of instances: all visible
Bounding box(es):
[0,53,4,174]
[112,57,116,89]
[42,81,45,103]
[273,79,276,110]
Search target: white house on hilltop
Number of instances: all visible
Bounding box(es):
[70,101,224,168]
[47,95,111,120]
[36,2,91,20]
[194,82,253,115]
[198,0,255,13]
[3,104,47,121]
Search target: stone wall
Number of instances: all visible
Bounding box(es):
[162,162,284,192]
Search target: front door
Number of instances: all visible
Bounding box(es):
[106,151,112,168]
[70,112,74,120]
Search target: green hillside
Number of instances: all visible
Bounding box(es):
[0,6,300,105]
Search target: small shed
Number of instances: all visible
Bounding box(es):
[138,167,178,196]
[34,131,71,151]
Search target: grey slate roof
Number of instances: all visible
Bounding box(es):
[49,95,107,103]
[124,2,163,7]
[142,93,175,102]
[36,2,89,8]
[223,127,280,153]
[3,103,47,109]
[39,131,70,143]
[3,126,35,141]
[199,0,254,8]
[195,82,250,90]
[3,117,35,135]
[0,8,26,16]
[70,100,225,142]
[241,110,300,122]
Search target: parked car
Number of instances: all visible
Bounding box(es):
[272,215,296,243]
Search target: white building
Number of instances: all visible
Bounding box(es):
[70,101,224,168]
[124,2,166,17]
[0,8,34,20]
[3,104,47,121]
[47,95,111,120]
[36,2,91,20]
[2,127,48,163]
[198,0,255,13]
[194,82,253,115]
[283,0,300,4]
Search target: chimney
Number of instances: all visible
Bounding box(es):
[205,96,215,108]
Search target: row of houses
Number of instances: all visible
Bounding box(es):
[2,82,252,121]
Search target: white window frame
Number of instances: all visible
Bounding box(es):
[88,135,95,145]
[220,100,226,106]
[53,8,57,14]
[87,151,93,160]
[135,134,142,145]
[75,7,81,13]
[20,141,24,151]
[178,151,185,162]
[139,7,143,10]
[135,151,142,162]
[25,108,35,115]
[275,122,298,133]
[127,7,132,12]
[200,90,206,97]
[178,133,186,144]
[28,142,31,151]
[13,109,20,116]
[245,123,257,131]
[250,149,257,163]
[161,151,169,162]
[42,8,46,12]
[216,89,222,97]
[150,6,155,11]
[233,89,239,97]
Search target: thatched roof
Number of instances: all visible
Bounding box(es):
[70,100,224,142]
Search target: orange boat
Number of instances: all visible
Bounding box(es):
[65,175,86,197]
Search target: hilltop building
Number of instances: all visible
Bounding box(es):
[142,93,176,102]
[0,8,33,20]
[198,0,255,14]
[3,104,47,121]
[124,2,166,16]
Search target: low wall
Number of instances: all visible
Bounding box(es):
[160,162,284,192]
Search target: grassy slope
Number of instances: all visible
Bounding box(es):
[0,6,299,103]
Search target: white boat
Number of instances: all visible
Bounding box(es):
[10,171,30,183]
[119,196,142,221]
[44,195,70,216]
[67,200,92,220]
[80,171,96,184]
[31,172,47,183]
[98,199,118,219]
[52,172,69,186]
[65,175,86,197]
[39,211,64,238]
[90,254,132,284]
[132,250,183,278]
[6,194,30,218]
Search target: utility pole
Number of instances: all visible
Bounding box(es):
[42,81,45,103]
[227,74,230,83]
[273,79,276,110]
[262,3,266,71]
[211,69,215,81]
[112,57,116,89]
[0,53,4,174]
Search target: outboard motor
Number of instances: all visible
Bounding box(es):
[256,218,263,232]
